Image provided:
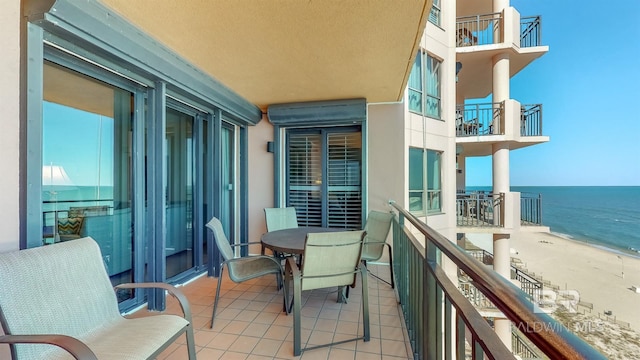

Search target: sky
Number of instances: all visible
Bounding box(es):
[466,0,640,187]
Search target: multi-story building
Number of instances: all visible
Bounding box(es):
[1,0,601,358]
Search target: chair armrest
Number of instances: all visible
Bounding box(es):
[230,241,261,248]
[285,256,300,278]
[364,240,389,246]
[0,334,98,360]
[285,257,301,314]
[114,282,192,321]
[224,255,283,269]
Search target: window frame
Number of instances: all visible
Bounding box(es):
[429,0,441,26]
[408,147,443,215]
[407,51,443,120]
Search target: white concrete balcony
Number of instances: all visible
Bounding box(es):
[455,100,549,157]
[455,8,549,99]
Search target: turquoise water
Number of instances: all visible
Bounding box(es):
[469,186,640,255]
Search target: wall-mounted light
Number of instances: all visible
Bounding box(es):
[266,141,274,153]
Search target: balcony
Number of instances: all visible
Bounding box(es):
[456,191,504,227]
[521,192,543,226]
[134,202,603,359]
[455,102,544,138]
[456,103,504,137]
[456,13,543,48]
[456,191,545,228]
[455,9,548,99]
[389,202,604,359]
[456,101,548,156]
[520,104,543,137]
[520,16,543,48]
[456,13,503,47]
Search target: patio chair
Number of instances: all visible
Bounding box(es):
[206,217,286,328]
[0,237,196,360]
[285,230,369,356]
[360,210,395,288]
[264,206,298,231]
[264,206,298,258]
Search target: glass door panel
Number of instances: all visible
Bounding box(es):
[42,62,134,301]
[165,107,195,278]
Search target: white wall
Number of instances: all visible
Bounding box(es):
[367,103,406,212]
[246,116,274,251]
[367,103,405,263]
[0,0,21,253]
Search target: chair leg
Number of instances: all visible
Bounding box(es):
[293,273,302,356]
[185,323,197,360]
[386,244,395,289]
[211,265,225,329]
[360,265,370,342]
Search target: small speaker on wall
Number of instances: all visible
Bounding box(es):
[267,141,274,153]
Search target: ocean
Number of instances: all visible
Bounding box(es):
[469,186,640,257]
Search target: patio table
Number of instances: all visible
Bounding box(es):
[261,227,345,255]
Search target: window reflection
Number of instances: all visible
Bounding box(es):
[42,62,134,301]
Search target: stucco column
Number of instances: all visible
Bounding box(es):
[492,53,510,103]
[493,0,509,12]
[493,233,512,350]
[492,142,510,193]
[492,141,511,350]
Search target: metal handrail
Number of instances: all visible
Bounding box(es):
[456,13,502,47]
[456,102,503,137]
[520,192,543,225]
[456,192,503,227]
[520,103,543,136]
[521,16,542,47]
[389,201,606,359]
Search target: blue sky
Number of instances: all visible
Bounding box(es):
[466,0,640,186]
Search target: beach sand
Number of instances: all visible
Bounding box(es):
[508,231,640,330]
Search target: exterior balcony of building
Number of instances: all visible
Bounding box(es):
[455,99,549,157]
[124,202,598,359]
[455,190,550,233]
[455,8,549,100]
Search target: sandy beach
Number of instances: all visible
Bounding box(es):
[467,231,640,358]
[506,231,640,330]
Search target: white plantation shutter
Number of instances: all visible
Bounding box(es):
[287,130,362,229]
[288,133,323,227]
[327,132,362,228]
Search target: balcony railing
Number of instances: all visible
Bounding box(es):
[456,13,542,48]
[521,192,543,225]
[521,16,542,47]
[456,191,504,227]
[389,201,606,359]
[463,248,543,300]
[456,13,502,47]
[521,103,543,136]
[456,102,503,137]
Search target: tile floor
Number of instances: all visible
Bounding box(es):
[143,264,413,359]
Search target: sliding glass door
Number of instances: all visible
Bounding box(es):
[42,61,135,299]
[165,107,196,278]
